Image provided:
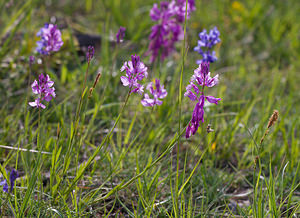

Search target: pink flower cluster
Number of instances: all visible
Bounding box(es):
[29,74,56,109]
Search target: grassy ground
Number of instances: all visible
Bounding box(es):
[0,0,299,217]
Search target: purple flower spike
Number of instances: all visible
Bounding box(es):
[185,62,221,138]
[141,79,167,107]
[172,0,196,22]
[29,73,55,109]
[36,23,63,55]
[147,0,196,63]
[29,56,35,66]
[0,169,18,193]
[116,27,126,43]
[194,27,221,63]
[86,45,95,62]
[120,55,148,95]
[9,169,18,192]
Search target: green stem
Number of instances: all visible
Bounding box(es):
[175,0,188,216]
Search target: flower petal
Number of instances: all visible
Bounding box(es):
[120,76,130,86]
[206,73,219,87]
[184,90,197,101]
[141,94,155,107]
[186,123,192,138]
[29,101,37,107]
[205,96,221,105]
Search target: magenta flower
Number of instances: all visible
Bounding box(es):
[141,79,167,107]
[29,74,56,109]
[36,23,63,55]
[147,0,196,63]
[120,55,148,95]
[116,27,126,43]
[148,2,179,62]
[171,0,196,22]
[185,62,221,138]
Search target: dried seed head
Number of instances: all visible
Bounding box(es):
[88,73,101,98]
[260,110,279,145]
[267,110,279,128]
[88,88,94,99]
[92,73,101,88]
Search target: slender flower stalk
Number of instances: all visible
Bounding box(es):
[25,56,35,111]
[88,72,102,98]
[82,46,94,96]
[174,1,190,215]
[73,46,95,175]
[17,55,36,192]
[27,69,50,203]
[172,0,196,22]
[112,27,126,82]
[185,62,221,138]
[62,53,142,199]
[62,46,95,175]
[57,46,96,198]
[76,45,95,118]
[250,110,279,217]
[62,54,148,197]
[62,87,133,198]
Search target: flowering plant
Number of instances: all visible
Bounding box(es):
[29,74,56,109]
[185,62,221,138]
